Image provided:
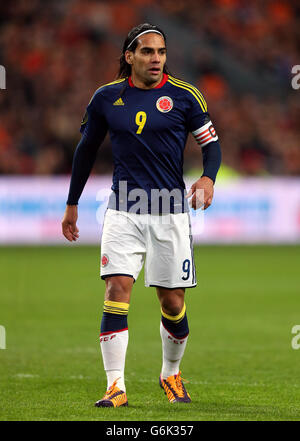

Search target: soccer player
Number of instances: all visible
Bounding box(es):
[62,23,221,407]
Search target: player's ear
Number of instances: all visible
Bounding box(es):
[125,50,133,65]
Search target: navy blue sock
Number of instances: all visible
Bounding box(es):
[161,313,189,339]
[101,312,128,334]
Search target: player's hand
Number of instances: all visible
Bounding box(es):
[62,205,79,242]
[186,176,214,210]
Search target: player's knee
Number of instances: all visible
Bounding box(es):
[162,303,183,316]
[160,293,185,316]
[105,276,132,302]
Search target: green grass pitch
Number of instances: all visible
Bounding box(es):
[0,245,300,421]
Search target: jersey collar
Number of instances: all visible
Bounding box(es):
[128,73,168,89]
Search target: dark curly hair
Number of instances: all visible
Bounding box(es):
[117,23,171,79]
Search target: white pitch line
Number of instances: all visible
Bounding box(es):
[12,374,300,389]
[14,373,40,378]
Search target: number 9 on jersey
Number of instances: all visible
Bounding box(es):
[135,111,147,134]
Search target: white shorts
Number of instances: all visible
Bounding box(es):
[100,209,197,288]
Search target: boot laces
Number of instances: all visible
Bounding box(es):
[169,371,188,398]
[104,378,120,398]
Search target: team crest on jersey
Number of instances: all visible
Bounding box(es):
[101,254,109,267]
[156,96,173,113]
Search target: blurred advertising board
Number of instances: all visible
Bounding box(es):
[0,176,299,244]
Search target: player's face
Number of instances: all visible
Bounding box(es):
[126,33,167,87]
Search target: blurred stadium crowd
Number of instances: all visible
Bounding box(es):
[0,0,299,177]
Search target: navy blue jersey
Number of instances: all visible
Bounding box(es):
[68,74,221,213]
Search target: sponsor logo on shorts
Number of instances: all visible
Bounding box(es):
[101,254,109,267]
[156,96,173,113]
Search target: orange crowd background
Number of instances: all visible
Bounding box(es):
[0,0,299,176]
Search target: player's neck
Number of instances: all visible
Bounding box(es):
[130,72,163,90]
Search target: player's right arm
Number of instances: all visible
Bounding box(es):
[62,204,79,242]
[62,94,108,242]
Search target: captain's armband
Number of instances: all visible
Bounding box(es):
[192,120,218,148]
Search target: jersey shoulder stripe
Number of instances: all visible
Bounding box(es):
[168,75,207,111]
[168,75,207,112]
[168,77,206,112]
[89,78,126,104]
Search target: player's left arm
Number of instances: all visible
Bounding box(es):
[186,91,222,210]
[186,140,222,210]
